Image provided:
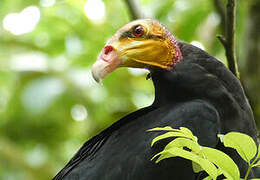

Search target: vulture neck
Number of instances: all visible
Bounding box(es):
[151,69,177,107]
[150,41,184,107]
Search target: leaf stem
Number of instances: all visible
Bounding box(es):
[244,156,258,180]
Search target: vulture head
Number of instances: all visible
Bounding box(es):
[91,19,182,82]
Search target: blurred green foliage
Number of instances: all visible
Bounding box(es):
[0,0,256,179]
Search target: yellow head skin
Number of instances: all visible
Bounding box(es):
[91,19,182,82]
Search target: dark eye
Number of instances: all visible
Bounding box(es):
[133,25,144,37]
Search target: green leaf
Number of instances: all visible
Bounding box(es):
[153,147,218,180]
[253,160,260,167]
[151,150,176,162]
[151,131,195,147]
[180,127,198,142]
[257,144,260,158]
[201,147,240,180]
[148,126,181,132]
[223,132,257,163]
[203,176,213,180]
[180,127,194,136]
[192,162,203,173]
[217,134,225,143]
[164,137,201,153]
[216,168,223,176]
[252,144,260,167]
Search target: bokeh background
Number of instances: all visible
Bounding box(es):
[0,0,259,179]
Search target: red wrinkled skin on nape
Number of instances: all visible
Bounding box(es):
[165,28,183,68]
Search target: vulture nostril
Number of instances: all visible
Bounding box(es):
[104,45,114,55]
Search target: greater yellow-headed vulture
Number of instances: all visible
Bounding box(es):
[53,19,258,180]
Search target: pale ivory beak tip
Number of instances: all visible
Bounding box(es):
[91,66,102,84]
[91,47,121,84]
[91,71,101,84]
[91,59,110,84]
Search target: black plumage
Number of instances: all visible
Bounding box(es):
[53,42,258,180]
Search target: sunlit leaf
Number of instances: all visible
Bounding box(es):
[203,176,212,180]
[151,131,194,147]
[147,126,181,132]
[257,144,260,158]
[217,134,225,143]
[253,160,260,167]
[180,127,194,137]
[180,127,198,141]
[164,137,201,153]
[252,144,260,167]
[222,179,244,180]
[223,132,257,163]
[216,168,223,176]
[151,150,176,162]
[201,147,240,180]
[153,147,218,179]
[192,162,203,173]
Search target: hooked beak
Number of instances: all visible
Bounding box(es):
[91,44,121,83]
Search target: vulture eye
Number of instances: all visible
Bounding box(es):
[133,25,144,37]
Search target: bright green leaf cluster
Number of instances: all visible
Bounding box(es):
[149,127,260,180]
[220,132,257,163]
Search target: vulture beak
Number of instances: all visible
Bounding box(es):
[91,43,121,83]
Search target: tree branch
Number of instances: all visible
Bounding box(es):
[216,35,227,48]
[124,0,143,20]
[215,0,239,77]
[225,0,239,77]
